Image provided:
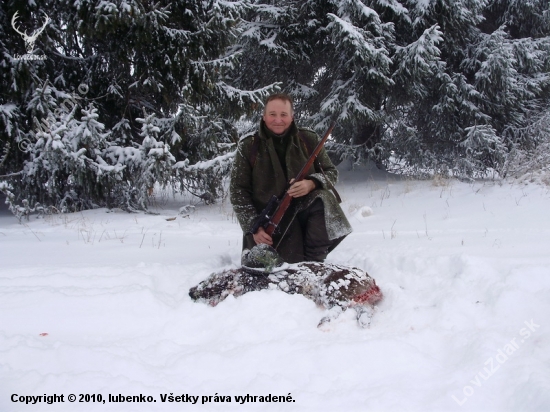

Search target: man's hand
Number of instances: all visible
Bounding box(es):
[287,179,316,198]
[253,226,273,246]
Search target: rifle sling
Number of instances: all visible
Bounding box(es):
[248,132,261,169]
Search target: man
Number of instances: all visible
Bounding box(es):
[230,93,352,264]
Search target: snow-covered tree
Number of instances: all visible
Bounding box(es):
[231,0,549,178]
[231,0,406,164]
[10,80,120,214]
[1,0,277,215]
[387,0,550,177]
[3,0,550,216]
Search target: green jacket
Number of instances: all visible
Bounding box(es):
[230,121,352,262]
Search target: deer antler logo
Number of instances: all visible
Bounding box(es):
[11,11,51,54]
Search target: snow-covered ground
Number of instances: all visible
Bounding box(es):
[1,164,549,412]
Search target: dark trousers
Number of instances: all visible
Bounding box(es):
[243,199,347,264]
[274,198,345,263]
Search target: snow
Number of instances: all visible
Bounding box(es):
[1,163,550,411]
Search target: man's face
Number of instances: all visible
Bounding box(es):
[263,99,294,135]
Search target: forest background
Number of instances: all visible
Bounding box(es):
[1,0,549,216]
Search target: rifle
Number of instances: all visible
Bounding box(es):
[249,121,337,238]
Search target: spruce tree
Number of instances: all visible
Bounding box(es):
[232,0,550,178]
[2,0,550,212]
[1,0,276,215]
[232,0,404,164]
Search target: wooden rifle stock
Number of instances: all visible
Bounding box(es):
[262,122,337,237]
